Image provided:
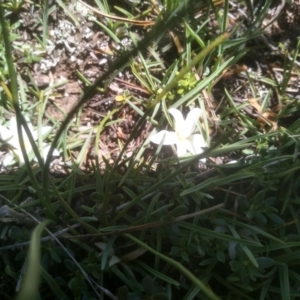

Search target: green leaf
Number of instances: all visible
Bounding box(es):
[180,172,254,196]
[172,205,188,216]
[50,250,62,263]
[117,286,129,300]
[180,222,262,247]
[268,213,285,226]
[254,212,267,224]
[279,265,290,300]
[153,294,169,300]
[256,257,276,269]
[15,219,52,300]
[170,246,180,256]
[138,261,180,286]
[40,267,69,300]
[142,276,154,296]
[216,250,226,263]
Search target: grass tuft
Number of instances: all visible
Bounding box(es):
[0,0,300,299]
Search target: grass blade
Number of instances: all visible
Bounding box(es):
[16,219,53,300]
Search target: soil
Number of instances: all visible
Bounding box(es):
[3,0,155,172]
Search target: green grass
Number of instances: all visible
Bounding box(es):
[0,0,300,299]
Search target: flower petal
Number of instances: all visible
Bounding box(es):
[185,134,206,154]
[2,152,15,167]
[184,134,206,162]
[168,108,185,136]
[8,117,17,131]
[175,139,187,157]
[41,126,53,137]
[0,118,22,149]
[7,117,33,150]
[7,117,20,149]
[150,130,178,145]
[32,126,53,147]
[0,125,13,142]
[8,116,31,140]
[181,108,203,139]
[190,134,207,148]
[25,122,37,141]
[42,144,60,162]
[31,130,38,141]
[6,135,20,150]
[11,149,26,167]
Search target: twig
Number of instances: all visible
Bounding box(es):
[0,223,81,251]
[63,203,224,239]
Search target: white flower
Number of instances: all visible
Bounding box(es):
[150,108,207,162]
[0,117,59,167]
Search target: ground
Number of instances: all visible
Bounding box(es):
[1,1,300,299]
[0,1,299,172]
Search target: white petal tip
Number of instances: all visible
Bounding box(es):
[150,130,177,146]
[2,153,15,167]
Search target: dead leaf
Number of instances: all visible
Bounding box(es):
[249,98,278,131]
[248,98,262,114]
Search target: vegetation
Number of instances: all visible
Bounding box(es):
[0,0,300,299]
